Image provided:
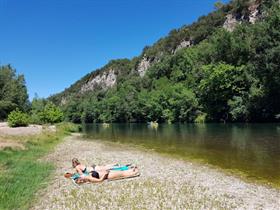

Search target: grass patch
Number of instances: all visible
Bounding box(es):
[0,122,80,210]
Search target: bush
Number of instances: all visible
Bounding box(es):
[7,109,30,127]
[194,113,207,123]
[29,101,64,124]
[56,122,82,133]
[43,102,64,124]
[30,112,44,125]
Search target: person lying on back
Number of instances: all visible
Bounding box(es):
[71,158,129,177]
[65,165,139,184]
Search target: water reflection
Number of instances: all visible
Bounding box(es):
[83,123,280,186]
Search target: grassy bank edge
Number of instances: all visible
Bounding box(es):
[80,136,280,190]
[0,122,80,210]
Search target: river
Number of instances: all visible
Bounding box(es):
[82,123,280,187]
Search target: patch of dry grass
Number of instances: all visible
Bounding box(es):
[0,136,25,151]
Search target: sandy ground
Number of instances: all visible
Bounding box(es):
[0,122,43,136]
[0,122,56,150]
[32,134,280,210]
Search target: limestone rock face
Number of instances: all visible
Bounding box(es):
[223,14,240,32]
[80,69,117,93]
[248,2,260,24]
[223,1,261,32]
[60,97,67,105]
[174,40,193,53]
[137,56,151,77]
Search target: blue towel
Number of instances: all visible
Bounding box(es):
[110,165,129,171]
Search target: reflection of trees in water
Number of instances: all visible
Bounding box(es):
[230,124,280,179]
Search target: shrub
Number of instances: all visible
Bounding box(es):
[194,113,207,123]
[30,112,44,125]
[7,109,30,127]
[56,122,82,133]
[42,102,64,124]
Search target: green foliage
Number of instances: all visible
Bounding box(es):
[249,3,280,120]
[7,109,30,127]
[56,122,82,133]
[228,96,249,121]
[0,65,29,120]
[198,63,251,121]
[194,113,207,123]
[50,0,280,123]
[42,102,64,124]
[30,98,63,124]
[0,123,78,209]
[214,1,224,10]
[30,97,47,124]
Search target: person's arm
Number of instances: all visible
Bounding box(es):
[75,165,84,176]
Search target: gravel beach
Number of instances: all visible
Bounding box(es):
[32,134,280,209]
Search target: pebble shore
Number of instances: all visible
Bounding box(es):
[32,134,280,209]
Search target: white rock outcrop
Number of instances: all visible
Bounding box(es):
[137,56,151,77]
[60,97,67,105]
[248,3,260,24]
[223,1,260,32]
[223,14,240,32]
[174,40,193,53]
[80,69,117,93]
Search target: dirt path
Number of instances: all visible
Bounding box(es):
[32,134,280,209]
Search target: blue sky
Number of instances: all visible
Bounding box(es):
[0,0,229,99]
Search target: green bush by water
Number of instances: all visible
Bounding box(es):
[30,100,64,124]
[7,109,30,127]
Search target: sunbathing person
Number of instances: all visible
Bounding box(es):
[71,158,131,176]
[64,166,140,184]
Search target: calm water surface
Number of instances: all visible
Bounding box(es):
[82,123,280,187]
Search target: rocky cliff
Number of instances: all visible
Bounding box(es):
[50,0,273,104]
[80,69,117,93]
[136,56,152,77]
[223,1,261,31]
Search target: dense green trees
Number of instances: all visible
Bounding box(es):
[0,65,64,125]
[0,65,29,120]
[30,99,63,124]
[198,63,252,121]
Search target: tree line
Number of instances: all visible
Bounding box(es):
[2,0,280,124]
[0,65,63,126]
[58,1,280,123]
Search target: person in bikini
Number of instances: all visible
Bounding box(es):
[71,158,119,176]
[65,164,139,184]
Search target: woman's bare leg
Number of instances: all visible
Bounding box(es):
[95,163,118,171]
[107,167,139,180]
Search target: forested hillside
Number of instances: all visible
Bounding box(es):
[50,0,280,123]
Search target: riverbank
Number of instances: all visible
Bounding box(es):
[0,123,79,210]
[33,134,280,209]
